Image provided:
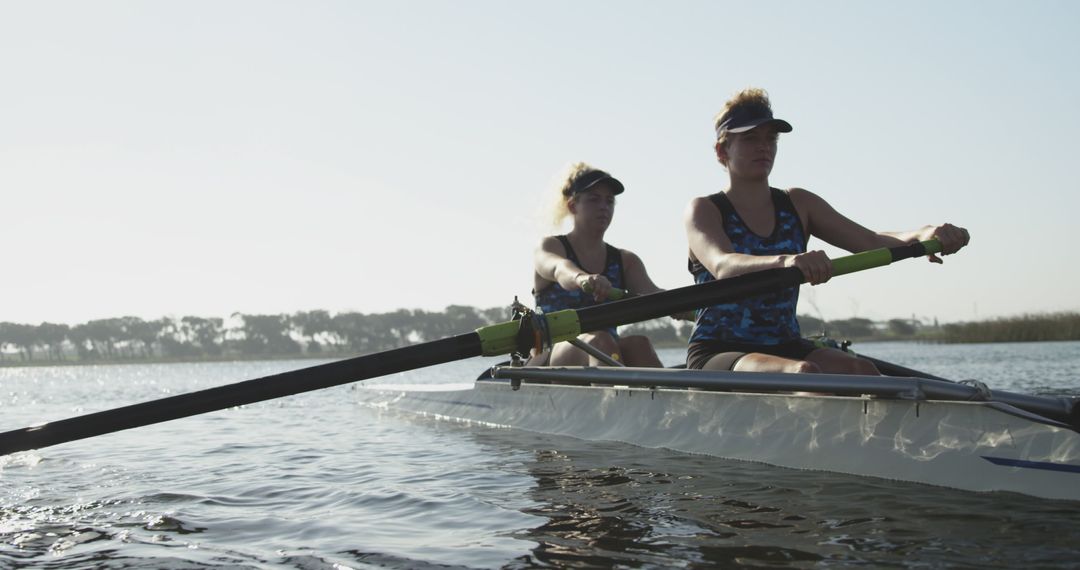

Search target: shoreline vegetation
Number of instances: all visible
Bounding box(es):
[1,308,1078,368]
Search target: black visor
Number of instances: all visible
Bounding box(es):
[715,103,793,138]
[569,170,625,196]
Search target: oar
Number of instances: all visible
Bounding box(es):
[812,339,1080,427]
[569,240,944,335]
[0,240,943,456]
[568,338,624,366]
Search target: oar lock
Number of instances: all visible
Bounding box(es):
[509,296,552,367]
[958,379,993,401]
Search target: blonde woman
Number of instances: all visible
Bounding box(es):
[532,162,664,367]
[685,88,970,374]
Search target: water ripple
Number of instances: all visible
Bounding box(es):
[2,350,1079,568]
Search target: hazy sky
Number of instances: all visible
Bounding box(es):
[2,1,1077,327]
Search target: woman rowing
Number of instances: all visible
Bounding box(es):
[532,162,664,367]
[685,88,970,374]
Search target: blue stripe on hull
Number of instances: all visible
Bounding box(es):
[983,456,1080,474]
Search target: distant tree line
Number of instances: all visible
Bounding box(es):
[796,315,934,341]
[938,312,1080,343]
[0,307,507,364]
[3,309,1077,365]
[799,312,1080,344]
[0,308,693,365]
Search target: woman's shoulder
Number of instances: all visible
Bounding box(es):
[686,193,724,216]
[614,247,646,268]
[538,234,568,250]
[690,191,726,203]
[784,186,826,208]
[533,234,570,258]
[786,186,828,199]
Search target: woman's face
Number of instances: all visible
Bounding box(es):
[568,182,617,232]
[719,124,780,179]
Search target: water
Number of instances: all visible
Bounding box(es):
[2,342,1079,568]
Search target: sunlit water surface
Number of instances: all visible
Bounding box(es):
[2,341,1079,568]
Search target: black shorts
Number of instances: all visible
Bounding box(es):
[686,338,820,371]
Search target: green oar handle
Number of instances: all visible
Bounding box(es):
[832,239,942,277]
[579,282,629,300]
[610,239,939,307]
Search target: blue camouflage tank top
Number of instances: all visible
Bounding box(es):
[534,236,625,338]
[688,188,808,345]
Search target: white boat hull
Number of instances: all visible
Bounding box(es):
[356,369,1080,501]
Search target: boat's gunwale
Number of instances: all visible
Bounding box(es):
[488,365,1080,430]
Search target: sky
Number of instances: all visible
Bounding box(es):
[2,0,1078,327]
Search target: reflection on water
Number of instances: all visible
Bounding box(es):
[1,345,1079,568]
[511,446,825,568]
[457,424,1080,569]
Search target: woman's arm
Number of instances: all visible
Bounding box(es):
[791,188,970,260]
[533,236,612,300]
[620,250,662,295]
[684,195,832,284]
[620,249,695,320]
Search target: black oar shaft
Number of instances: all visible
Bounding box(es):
[863,356,951,382]
[578,241,937,335]
[0,333,482,455]
[579,267,803,334]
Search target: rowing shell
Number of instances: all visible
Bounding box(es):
[354,366,1080,501]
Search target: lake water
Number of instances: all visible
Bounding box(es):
[2,341,1079,568]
